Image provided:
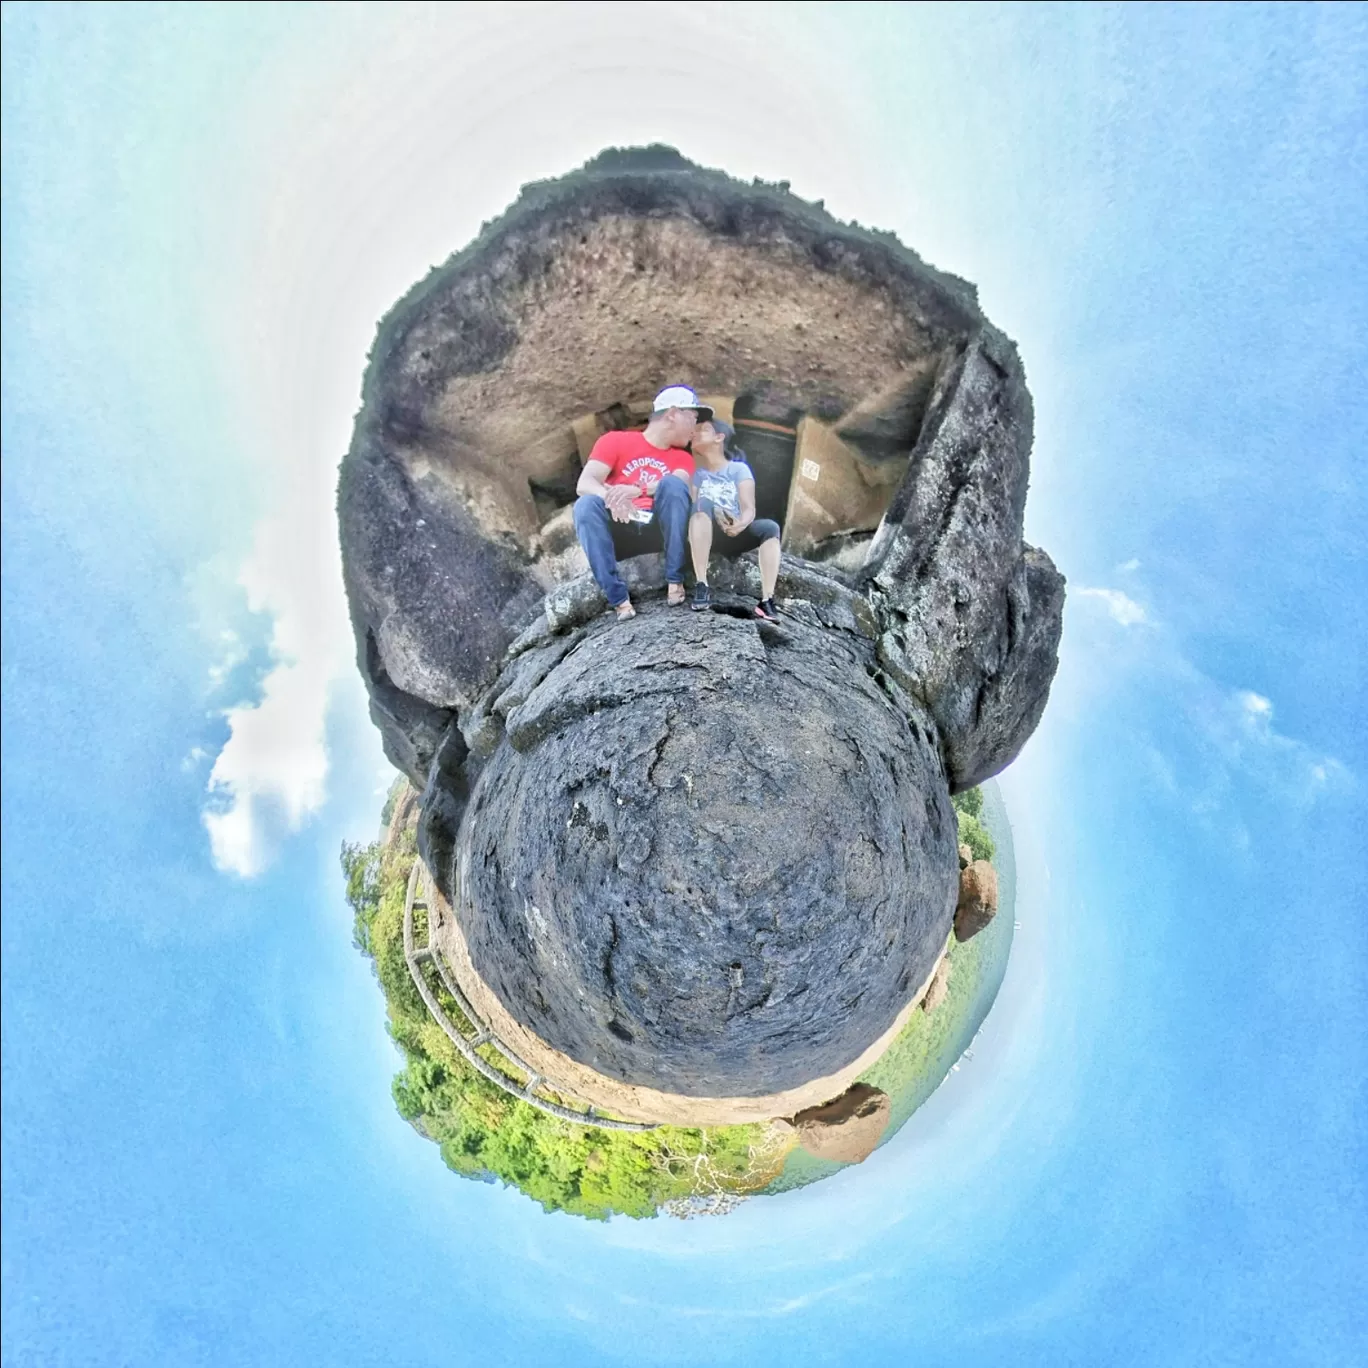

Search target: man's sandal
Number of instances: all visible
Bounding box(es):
[615,600,637,620]
[667,583,686,606]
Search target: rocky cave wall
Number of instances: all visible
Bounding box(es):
[337,146,1064,1101]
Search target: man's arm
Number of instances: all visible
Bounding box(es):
[577,458,639,522]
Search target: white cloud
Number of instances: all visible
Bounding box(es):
[202,795,267,880]
[1208,684,1352,807]
[1044,537,1354,852]
[190,4,895,877]
[1077,586,1149,626]
[1170,672,1350,817]
[200,502,353,877]
[1116,557,1141,573]
[205,630,246,687]
[203,658,332,877]
[1058,584,1352,832]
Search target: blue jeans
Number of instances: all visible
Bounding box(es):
[573,475,691,607]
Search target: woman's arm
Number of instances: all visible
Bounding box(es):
[723,478,757,534]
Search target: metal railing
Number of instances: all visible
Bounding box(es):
[402,859,657,1132]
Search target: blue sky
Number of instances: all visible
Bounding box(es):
[2,4,1365,1365]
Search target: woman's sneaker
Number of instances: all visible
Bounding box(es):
[692,582,712,612]
[755,597,779,621]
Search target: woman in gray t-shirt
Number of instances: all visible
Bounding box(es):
[688,419,782,620]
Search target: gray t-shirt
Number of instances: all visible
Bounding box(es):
[692,459,755,518]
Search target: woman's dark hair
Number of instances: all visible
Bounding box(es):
[703,417,746,463]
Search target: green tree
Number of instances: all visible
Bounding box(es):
[343,828,790,1219]
[951,786,993,861]
[341,840,382,953]
[956,809,995,862]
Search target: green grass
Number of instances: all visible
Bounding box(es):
[343,834,791,1220]
[345,782,1011,1216]
[762,785,1012,1193]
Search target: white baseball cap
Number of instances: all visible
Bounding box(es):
[652,385,714,421]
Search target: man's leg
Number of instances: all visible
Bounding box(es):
[573,494,631,607]
[652,474,691,603]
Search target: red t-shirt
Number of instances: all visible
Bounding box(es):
[589,430,695,511]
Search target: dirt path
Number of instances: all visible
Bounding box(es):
[426,863,942,1128]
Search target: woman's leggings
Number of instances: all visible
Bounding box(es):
[706,516,781,558]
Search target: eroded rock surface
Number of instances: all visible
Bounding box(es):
[921,954,952,1013]
[954,860,1000,943]
[338,146,1063,1107]
[791,1082,891,1163]
[453,605,955,1096]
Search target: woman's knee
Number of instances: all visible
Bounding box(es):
[753,518,782,543]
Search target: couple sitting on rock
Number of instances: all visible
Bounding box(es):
[572,385,782,622]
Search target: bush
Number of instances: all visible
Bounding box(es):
[957,808,994,863]
[343,829,790,1218]
[949,787,993,861]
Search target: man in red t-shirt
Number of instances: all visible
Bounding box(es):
[573,385,713,619]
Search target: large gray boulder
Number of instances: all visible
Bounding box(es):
[337,146,1063,1103]
[864,340,1066,788]
[453,605,955,1096]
